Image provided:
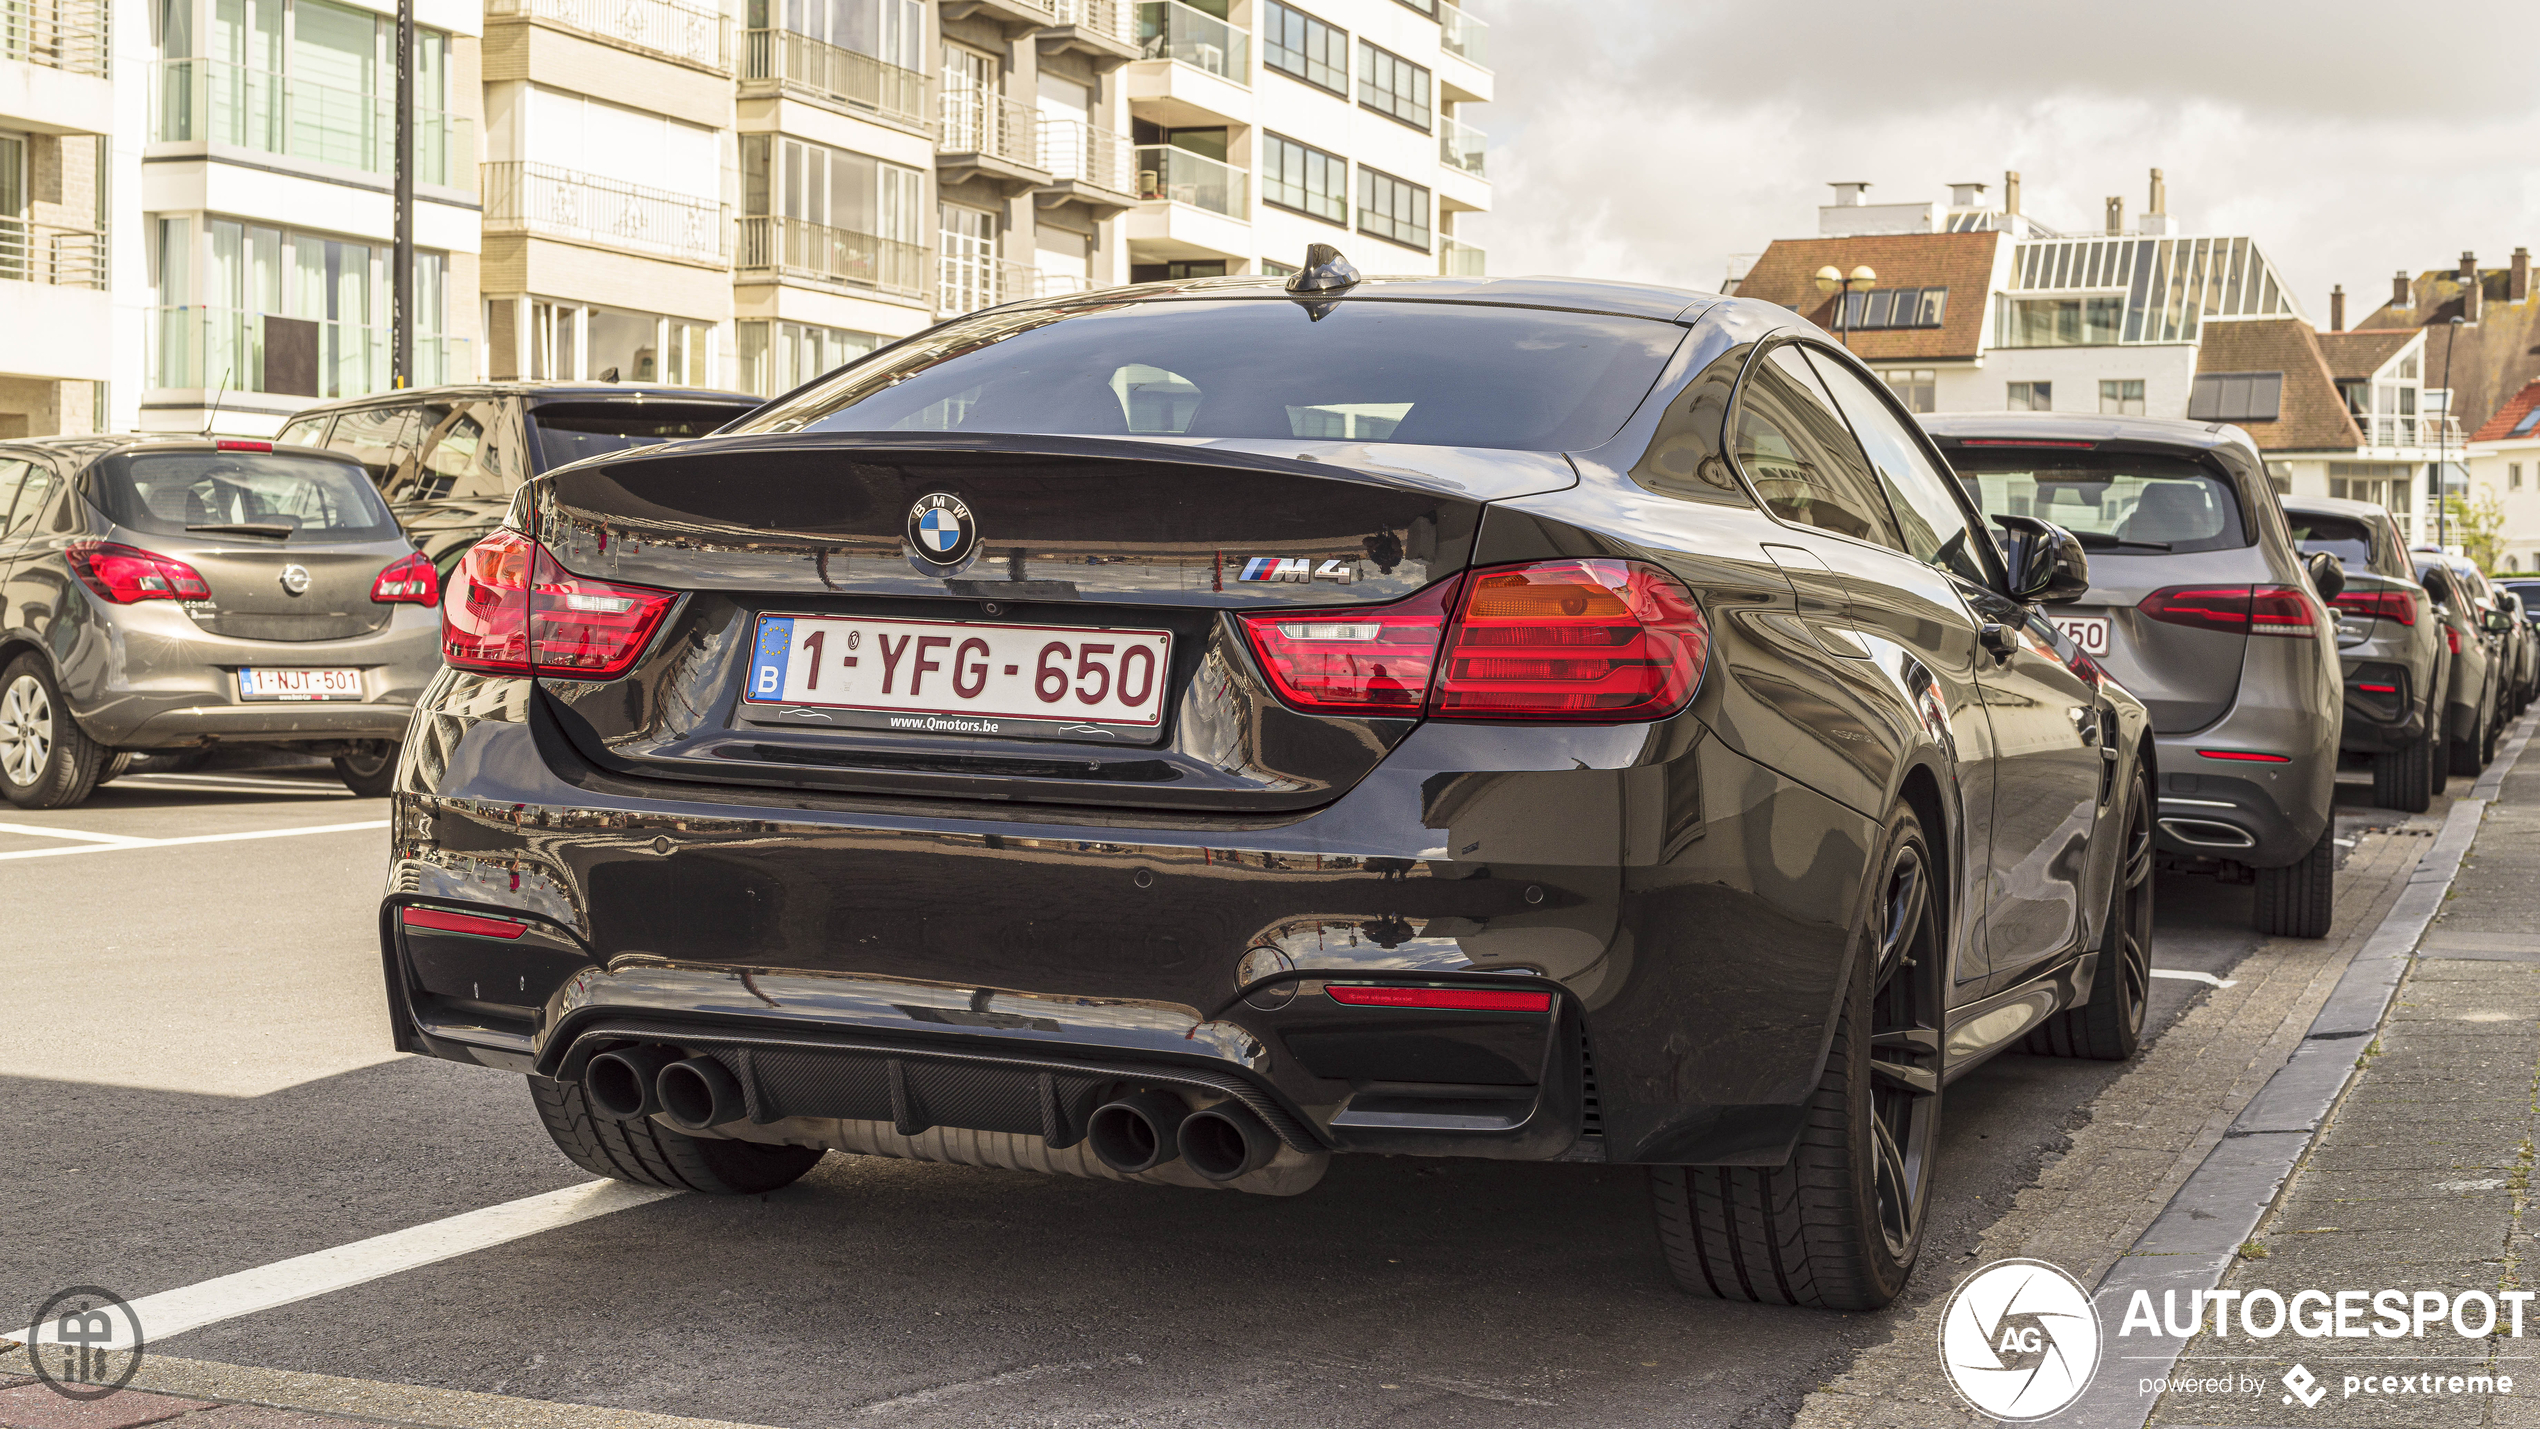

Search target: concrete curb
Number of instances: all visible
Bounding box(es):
[2063,710,2537,1429]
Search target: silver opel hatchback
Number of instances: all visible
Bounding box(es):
[0,435,443,807]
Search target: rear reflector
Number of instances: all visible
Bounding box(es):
[66,540,212,603]
[2330,588,2417,626]
[2197,749,2291,763]
[441,529,676,679]
[2354,682,2400,694]
[2139,584,2322,638]
[371,550,438,606]
[1325,984,1554,1013]
[215,439,273,452]
[2447,624,2463,655]
[400,906,527,939]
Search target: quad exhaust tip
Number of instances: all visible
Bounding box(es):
[1087,1090,1191,1174]
[1177,1104,1280,1182]
[585,1045,680,1119]
[658,1055,749,1132]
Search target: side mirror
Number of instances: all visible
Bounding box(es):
[2485,609,2516,636]
[1993,513,2091,605]
[2304,550,2346,603]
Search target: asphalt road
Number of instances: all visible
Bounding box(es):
[0,760,2431,1429]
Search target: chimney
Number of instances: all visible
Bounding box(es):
[2148,168,2167,216]
[2003,170,2021,216]
[1828,182,1871,208]
[2515,248,2532,304]
[2463,251,2482,323]
[2331,285,2345,332]
[2105,196,2125,236]
[2395,270,2413,308]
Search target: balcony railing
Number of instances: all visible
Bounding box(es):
[939,86,1041,167]
[3,0,108,76]
[1038,115,1133,194]
[1439,0,1487,68]
[149,305,468,396]
[1439,236,1484,277]
[1136,144,1246,217]
[1035,271,1094,299]
[1048,0,1132,43]
[2361,414,2466,448]
[739,28,927,129]
[487,0,725,71]
[735,214,926,297]
[938,242,1039,317]
[150,59,469,186]
[0,216,106,288]
[1439,116,1485,178]
[483,161,728,264]
[1136,0,1246,83]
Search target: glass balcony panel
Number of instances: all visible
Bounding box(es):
[1438,236,1484,277]
[147,59,470,186]
[148,306,466,395]
[1439,116,1485,177]
[1135,144,1246,217]
[1438,1,1487,68]
[1135,0,1247,83]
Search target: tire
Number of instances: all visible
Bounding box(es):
[529,1074,823,1194]
[2372,722,2436,814]
[2254,823,2336,940]
[333,741,398,797]
[0,655,106,810]
[2481,694,2503,765]
[2451,702,2487,777]
[2023,765,2152,1060]
[94,750,135,787]
[1651,804,1942,1311]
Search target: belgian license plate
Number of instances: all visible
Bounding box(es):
[743,614,1173,738]
[237,667,364,701]
[2051,615,2112,657]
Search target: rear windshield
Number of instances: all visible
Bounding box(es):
[1947,451,2247,556]
[529,402,752,472]
[93,451,397,541]
[726,299,1689,452]
[2286,511,2376,567]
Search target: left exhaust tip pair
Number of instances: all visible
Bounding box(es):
[585,1045,745,1132]
[1086,1089,1280,1182]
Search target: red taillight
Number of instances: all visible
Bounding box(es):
[1236,578,1457,715]
[400,906,526,939]
[1324,984,1555,1013]
[2330,588,2417,626]
[66,540,212,603]
[1434,559,1710,720]
[371,550,438,606]
[2355,683,2400,694]
[440,529,675,679]
[2139,584,2320,638]
[2197,749,2291,763]
[215,439,272,452]
[2446,624,2463,655]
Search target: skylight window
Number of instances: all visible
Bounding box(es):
[2510,405,2540,438]
[1838,287,1947,330]
[2187,372,2284,423]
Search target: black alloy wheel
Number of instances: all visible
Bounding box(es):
[2024,766,2152,1060]
[1651,804,1943,1310]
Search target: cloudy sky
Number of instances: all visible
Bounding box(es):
[1455,0,2540,321]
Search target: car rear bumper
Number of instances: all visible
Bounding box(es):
[380,670,1888,1168]
[2335,652,2430,754]
[65,601,441,748]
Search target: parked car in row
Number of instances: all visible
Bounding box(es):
[2497,589,2538,717]
[2413,549,2513,776]
[1921,413,2341,938]
[381,258,2159,1312]
[0,435,442,806]
[276,383,763,580]
[2283,496,2448,812]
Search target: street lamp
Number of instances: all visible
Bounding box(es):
[2438,314,2463,553]
[1815,264,1878,348]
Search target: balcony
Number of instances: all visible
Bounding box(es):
[938,86,1051,194]
[938,0,1057,39]
[1136,0,1245,82]
[937,241,1040,317]
[1036,115,1135,216]
[1,216,105,288]
[1136,144,1244,216]
[483,162,728,265]
[487,0,727,72]
[738,28,927,130]
[1439,116,1485,179]
[149,305,469,397]
[2,0,107,76]
[1439,1,1487,70]
[1039,0,1138,70]
[735,214,927,299]
[1438,236,1484,277]
[1127,144,1246,265]
[150,59,471,188]
[2360,414,2465,449]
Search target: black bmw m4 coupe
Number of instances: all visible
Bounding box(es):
[384,249,2154,1311]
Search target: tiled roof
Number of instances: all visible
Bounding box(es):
[2314,329,2415,381]
[2472,379,2540,442]
[2350,268,2540,434]
[2193,317,2363,451]
[1733,232,2004,362]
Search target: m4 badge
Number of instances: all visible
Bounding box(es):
[1239,557,1356,584]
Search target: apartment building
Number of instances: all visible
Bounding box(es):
[1,0,115,433]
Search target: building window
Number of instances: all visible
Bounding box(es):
[1263,1,1346,95]
[2000,295,2123,347]
[2007,381,2052,412]
[2513,462,2525,491]
[1355,167,1430,251]
[1129,259,1227,283]
[2512,407,2540,438]
[2329,462,2410,516]
[1261,133,1347,225]
[1837,287,1946,330]
[2099,379,2144,415]
[738,319,880,397]
[1260,258,1298,277]
[2187,371,2284,422]
[1883,369,1935,413]
[1355,40,1430,131]
[157,216,454,395]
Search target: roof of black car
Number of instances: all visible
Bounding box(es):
[1010,273,1728,323]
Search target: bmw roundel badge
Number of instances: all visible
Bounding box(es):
[905,492,978,567]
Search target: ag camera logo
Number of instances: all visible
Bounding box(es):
[1939,1258,2101,1421]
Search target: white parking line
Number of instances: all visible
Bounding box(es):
[0,819,388,862]
[2,1180,674,1351]
[0,820,152,845]
[2149,968,2238,989]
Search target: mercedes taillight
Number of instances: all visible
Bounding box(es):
[2138,585,2322,638]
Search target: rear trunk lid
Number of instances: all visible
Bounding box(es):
[526,433,1573,813]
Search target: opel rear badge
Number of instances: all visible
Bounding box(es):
[906,493,978,567]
